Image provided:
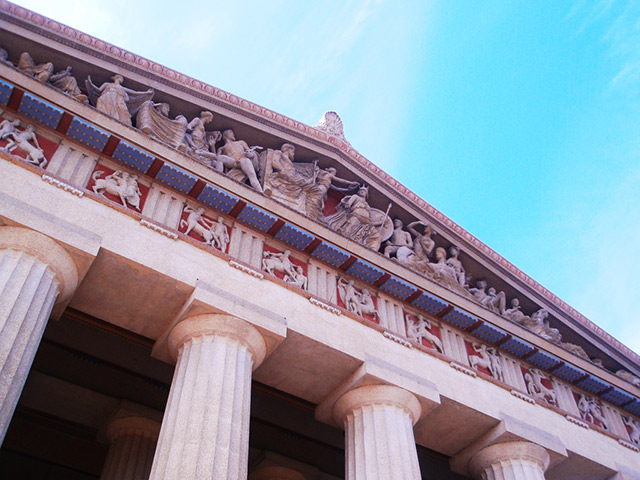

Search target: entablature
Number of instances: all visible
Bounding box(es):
[1,1,639,455]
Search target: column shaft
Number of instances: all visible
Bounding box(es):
[335,385,422,480]
[149,314,265,480]
[469,441,550,480]
[0,249,58,442]
[345,402,421,480]
[100,417,161,480]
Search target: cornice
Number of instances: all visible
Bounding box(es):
[0,0,637,368]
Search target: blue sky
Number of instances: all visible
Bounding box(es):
[13,0,640,354]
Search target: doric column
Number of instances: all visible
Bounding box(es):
[249,465,306,480]
[0,226,78,444]
[468,441,550,480]
[333,384,422,480]
[149,313,267,480]
[100,416,161,480]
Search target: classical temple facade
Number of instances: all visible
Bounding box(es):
[0,2,639,479]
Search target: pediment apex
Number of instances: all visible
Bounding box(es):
[315,111,349,143]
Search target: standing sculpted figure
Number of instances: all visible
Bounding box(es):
[407,221,437,260]
[92,170,142,210]
[305,167,359,221]
[2,124,47,167]
[524,368,557,405]
[445,246,466,288]
[406,314,443,352]
[217,129,264,192]
[469,342,504,382]
[325,186,392,250]
[49,66,88,103]
[183,111,214,155]
[86,74,154,126]
[17,52,53,81]
[577,394,609,430]
[383,219,413,258]
[623,416,640,445]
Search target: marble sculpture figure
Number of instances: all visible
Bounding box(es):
[86,74,154,126]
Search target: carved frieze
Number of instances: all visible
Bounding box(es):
[87,165,148,211]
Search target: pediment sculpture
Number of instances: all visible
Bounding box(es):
[18,51,53,82]
[138,101,189,151]
[86,74,154,126]
[326,186,393,251]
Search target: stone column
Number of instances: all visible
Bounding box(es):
[333,384,422,480]
[249,465,306,480]
[100,416,161,480]
[468,441,550,480]
[0,226,78,445]
[149,313,267,480]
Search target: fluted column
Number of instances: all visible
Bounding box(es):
[0,226,78,445]
[100,416,161,480]
[249,465,306,480]
[468,441,550,480]
[333,384,422,480]
[149,313,267,480]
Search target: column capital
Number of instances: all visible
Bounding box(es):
[168,313,267,368]
[105,415,162,442]
[333,384,422,426]
[0,226,78,302]
[468,441,550,479]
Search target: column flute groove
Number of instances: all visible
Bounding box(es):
[100,416,161,480]
[468,441,550,480]
[149,314,266,480]
[0,227,78,445]
[334,384,423,480]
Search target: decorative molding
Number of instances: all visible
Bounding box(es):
[565,415,590,429]
[450,362,477,378]
[1,0,637,367]
[309,297,341,316]
[41,174,84,197]
[140,219,178,239]
[2,4,639,449]
[383,331,412,348]
[510,389,535,404]
[229,260,264,280]
[618,439,640,452]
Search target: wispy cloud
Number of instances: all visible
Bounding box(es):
[567,0,640,98]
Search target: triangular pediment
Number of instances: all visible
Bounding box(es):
[1,1,639,451]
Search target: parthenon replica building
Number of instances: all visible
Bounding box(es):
[0,2,639,479]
